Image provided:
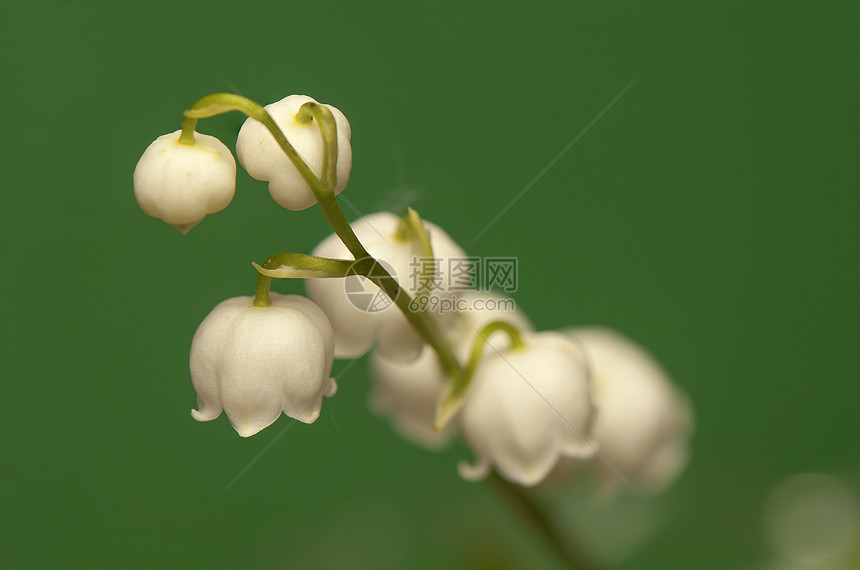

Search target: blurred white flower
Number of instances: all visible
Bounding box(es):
[369,290,531,450]
[190,293,336,437]
[306,212,466,362]
[133,130,236,233]
[369,346,453,449]
[236,94,352,210]
[565,327,693,495]
[764,473,859,568]
[458,331,596,486]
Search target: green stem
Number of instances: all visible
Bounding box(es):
[184,94,325,199]
[183,93,463,376]
[178,115,197,145]
[298,102,338,189]
[183,93,370,260]
[434,319,526,430]
[490,473,604,570]
[254,252,356,278]
[456,320,525,399]
[298,104,461,377]
[254,273,271,307]
[252,253,356,307]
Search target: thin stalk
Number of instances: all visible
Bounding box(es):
[252,253,356,307]
[491,473,604,570]
[178,115,197,145]
[254,273,272,307]
[434,320,527,430]
[297,104,461,376]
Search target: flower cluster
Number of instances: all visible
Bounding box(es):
[134,91,693,495]
[366,288,693,491]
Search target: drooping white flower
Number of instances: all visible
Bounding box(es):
[458,331,596,487]
[133,130,236,233]
[765,473,860,566]
[190,293,336,437]
[368,290,531,449]
[369,346,453,449]
[565,327,693,495]
[235,94,352,211]
[306,212,466,362]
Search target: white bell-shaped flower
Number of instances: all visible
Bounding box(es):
[306,212,466,362]
[458,331,596,487]
[565,327,693,495]
[235,94,352,211]
[133,130,236,233]
[369,346,453,449]
[190,293,336,437]
[369,290,531,449]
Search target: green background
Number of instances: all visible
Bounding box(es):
[3,2,858,568]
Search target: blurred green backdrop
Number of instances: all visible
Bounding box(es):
[2,2,858,569]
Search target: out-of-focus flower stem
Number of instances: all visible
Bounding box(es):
[491,472,604,570]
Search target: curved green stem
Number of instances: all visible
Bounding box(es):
[183,93,462,376]
[252,253,356,307]
[297,102,338,189]
[185,94,321,193]
[456,320,525,398]
[491,473,604,570]
[183,93,370,260]
[434,320,526,430]
[299,105,461,377]
[461,321,525,380]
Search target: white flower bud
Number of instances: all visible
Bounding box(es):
[368,291,530,450]
[190,293,336,437]
[235,95,352,211]
[306,212,466,362]
[566,327,693,495]
[133,130,236,233]
[458,331,596,487]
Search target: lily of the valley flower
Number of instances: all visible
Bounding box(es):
[565,327,694,495]
[458,331,596,487]
[236,95,352,211]
[369,346,453,449]
[369,291,531,450]
[190,293,336,437]
[306,212,466,362]
[133,130,236,233]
